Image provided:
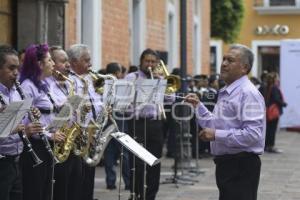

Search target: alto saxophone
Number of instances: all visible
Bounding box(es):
[52,70,81,163]
[83,70,118,166]
[67,70,91,157]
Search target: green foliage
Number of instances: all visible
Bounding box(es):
[211,0,244,43]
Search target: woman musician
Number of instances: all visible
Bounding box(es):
[19,44,65,200]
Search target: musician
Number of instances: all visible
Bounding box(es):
[103,62,130,190]
[125,48,175,200]
[19,44,65,200]
[46,46,83,200]
[67,44,102,200]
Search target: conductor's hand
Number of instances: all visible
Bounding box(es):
[199,128,215,142]
[25,122,44,137]
[52,131,66,143]
[184,93,200,107]
[12,124,25,134]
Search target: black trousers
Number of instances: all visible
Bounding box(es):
[265,118,279,147]
[81,162,95,200]
[128,118,163,200]
[0,156,22,200]
[21,139,53,200]
[53,154,83,200]
[214,152,261,200]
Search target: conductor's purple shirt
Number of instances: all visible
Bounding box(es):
[196,75,266,156]
[0,83,23,156]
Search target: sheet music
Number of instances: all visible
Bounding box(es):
[111,132,160,166]
[104,79,135,111]
[135,79,167,105]
[47,95,84,130]
[0,98,33,138]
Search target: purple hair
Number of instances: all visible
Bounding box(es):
[19,44,49,91]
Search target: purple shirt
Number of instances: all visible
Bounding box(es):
[69,72,103,126]
[21,79,54,138]
[125,70,175,119]
[0,83,24,156]
[44,76,71,108]
[196,75,266,156]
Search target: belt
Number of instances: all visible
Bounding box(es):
[38,108,52,114]
[0,154,20,163]
[214,152,258,164]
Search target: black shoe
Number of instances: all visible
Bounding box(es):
[107,185,116,190]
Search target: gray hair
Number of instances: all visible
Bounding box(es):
[229,44,254,74]
[66,44,89,62]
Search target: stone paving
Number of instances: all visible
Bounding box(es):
[94,129,300,200]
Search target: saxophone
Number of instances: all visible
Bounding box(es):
[83,70,118,166]
[52,70,81,163]
[67,70,91,157]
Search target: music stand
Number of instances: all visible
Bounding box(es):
[0,98,32,138]
[103,79,161,165]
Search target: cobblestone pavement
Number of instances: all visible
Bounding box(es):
[94,130,300,200]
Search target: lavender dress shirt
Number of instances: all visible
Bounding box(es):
[69,72,103,126]
[196,75,266,156]
[0,83,24,156]
[21,79,54,138]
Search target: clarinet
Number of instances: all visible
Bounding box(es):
[30,107,59,165]
[12,82,43,167]
[16,81,59,164]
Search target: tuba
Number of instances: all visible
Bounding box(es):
[153,60,181,94]
[52,70,82,163]
[83,70,117,166]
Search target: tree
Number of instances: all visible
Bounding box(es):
[211,0,244,43]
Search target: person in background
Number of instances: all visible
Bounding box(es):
[193,74,208,99]
[185,44,265,200]
[120,65,127,79]
[103,62,130,190]
[260,72,287,153]
[128,65,138,74]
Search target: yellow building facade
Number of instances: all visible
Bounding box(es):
[237,0,300,77]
